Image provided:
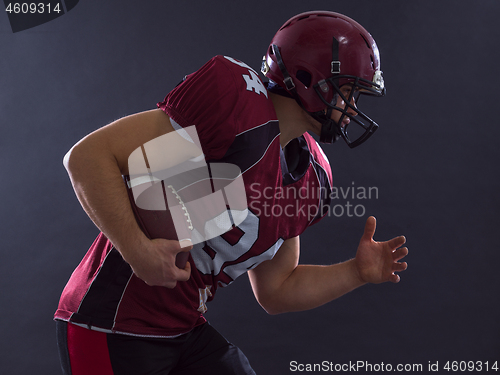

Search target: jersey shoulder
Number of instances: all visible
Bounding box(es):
[158,56,274,160]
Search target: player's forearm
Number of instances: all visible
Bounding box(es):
[264,259,366,314]
[64,138,148,260]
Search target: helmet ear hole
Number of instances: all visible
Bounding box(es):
[296,70,312,88]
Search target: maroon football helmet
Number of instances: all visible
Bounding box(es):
[262,11,385,147]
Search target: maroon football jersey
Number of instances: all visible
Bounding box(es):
[55,56,333,337]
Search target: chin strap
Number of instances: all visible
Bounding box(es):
[271,44,303,107]
[272,44,343,144]
[312,108,342,144]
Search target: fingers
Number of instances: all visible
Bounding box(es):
[176,261,191,280]
[142,238,193,287]
[179,239,193,250]
[392,261,407,273]
[362,216,377,241]
[161,261,191,288]
[358,218,409,284]
[392,246,408,261]
[389,273,401,283]
[387,235,406,249]
[362,218,406,253]
[389,255,408,284]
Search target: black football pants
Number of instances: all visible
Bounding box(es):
[56,320,256,375]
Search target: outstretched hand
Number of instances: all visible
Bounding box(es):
[355,216,408,284]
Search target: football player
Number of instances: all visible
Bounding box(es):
[55,11,408,375]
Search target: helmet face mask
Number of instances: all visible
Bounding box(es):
[313,74,385,147]
[262,11,386,148]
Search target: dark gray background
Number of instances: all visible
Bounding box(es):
[1,1,499,374]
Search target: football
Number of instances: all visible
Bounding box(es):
[124,175,193,269]
[124,162,248,270]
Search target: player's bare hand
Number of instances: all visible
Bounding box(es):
[354,216,408,284]
[128,238,192,288]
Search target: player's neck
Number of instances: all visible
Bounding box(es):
[269,92,310,149]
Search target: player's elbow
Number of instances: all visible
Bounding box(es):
[62,141,86,175]
[255,293,288,315]
[63,146,74,172]
[62,134,103,175]
[263,306,285,316]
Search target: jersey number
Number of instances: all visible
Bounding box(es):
[191,210,283,286]
[224,56,268,98]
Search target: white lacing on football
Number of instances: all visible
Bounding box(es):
[167,185,194,230]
